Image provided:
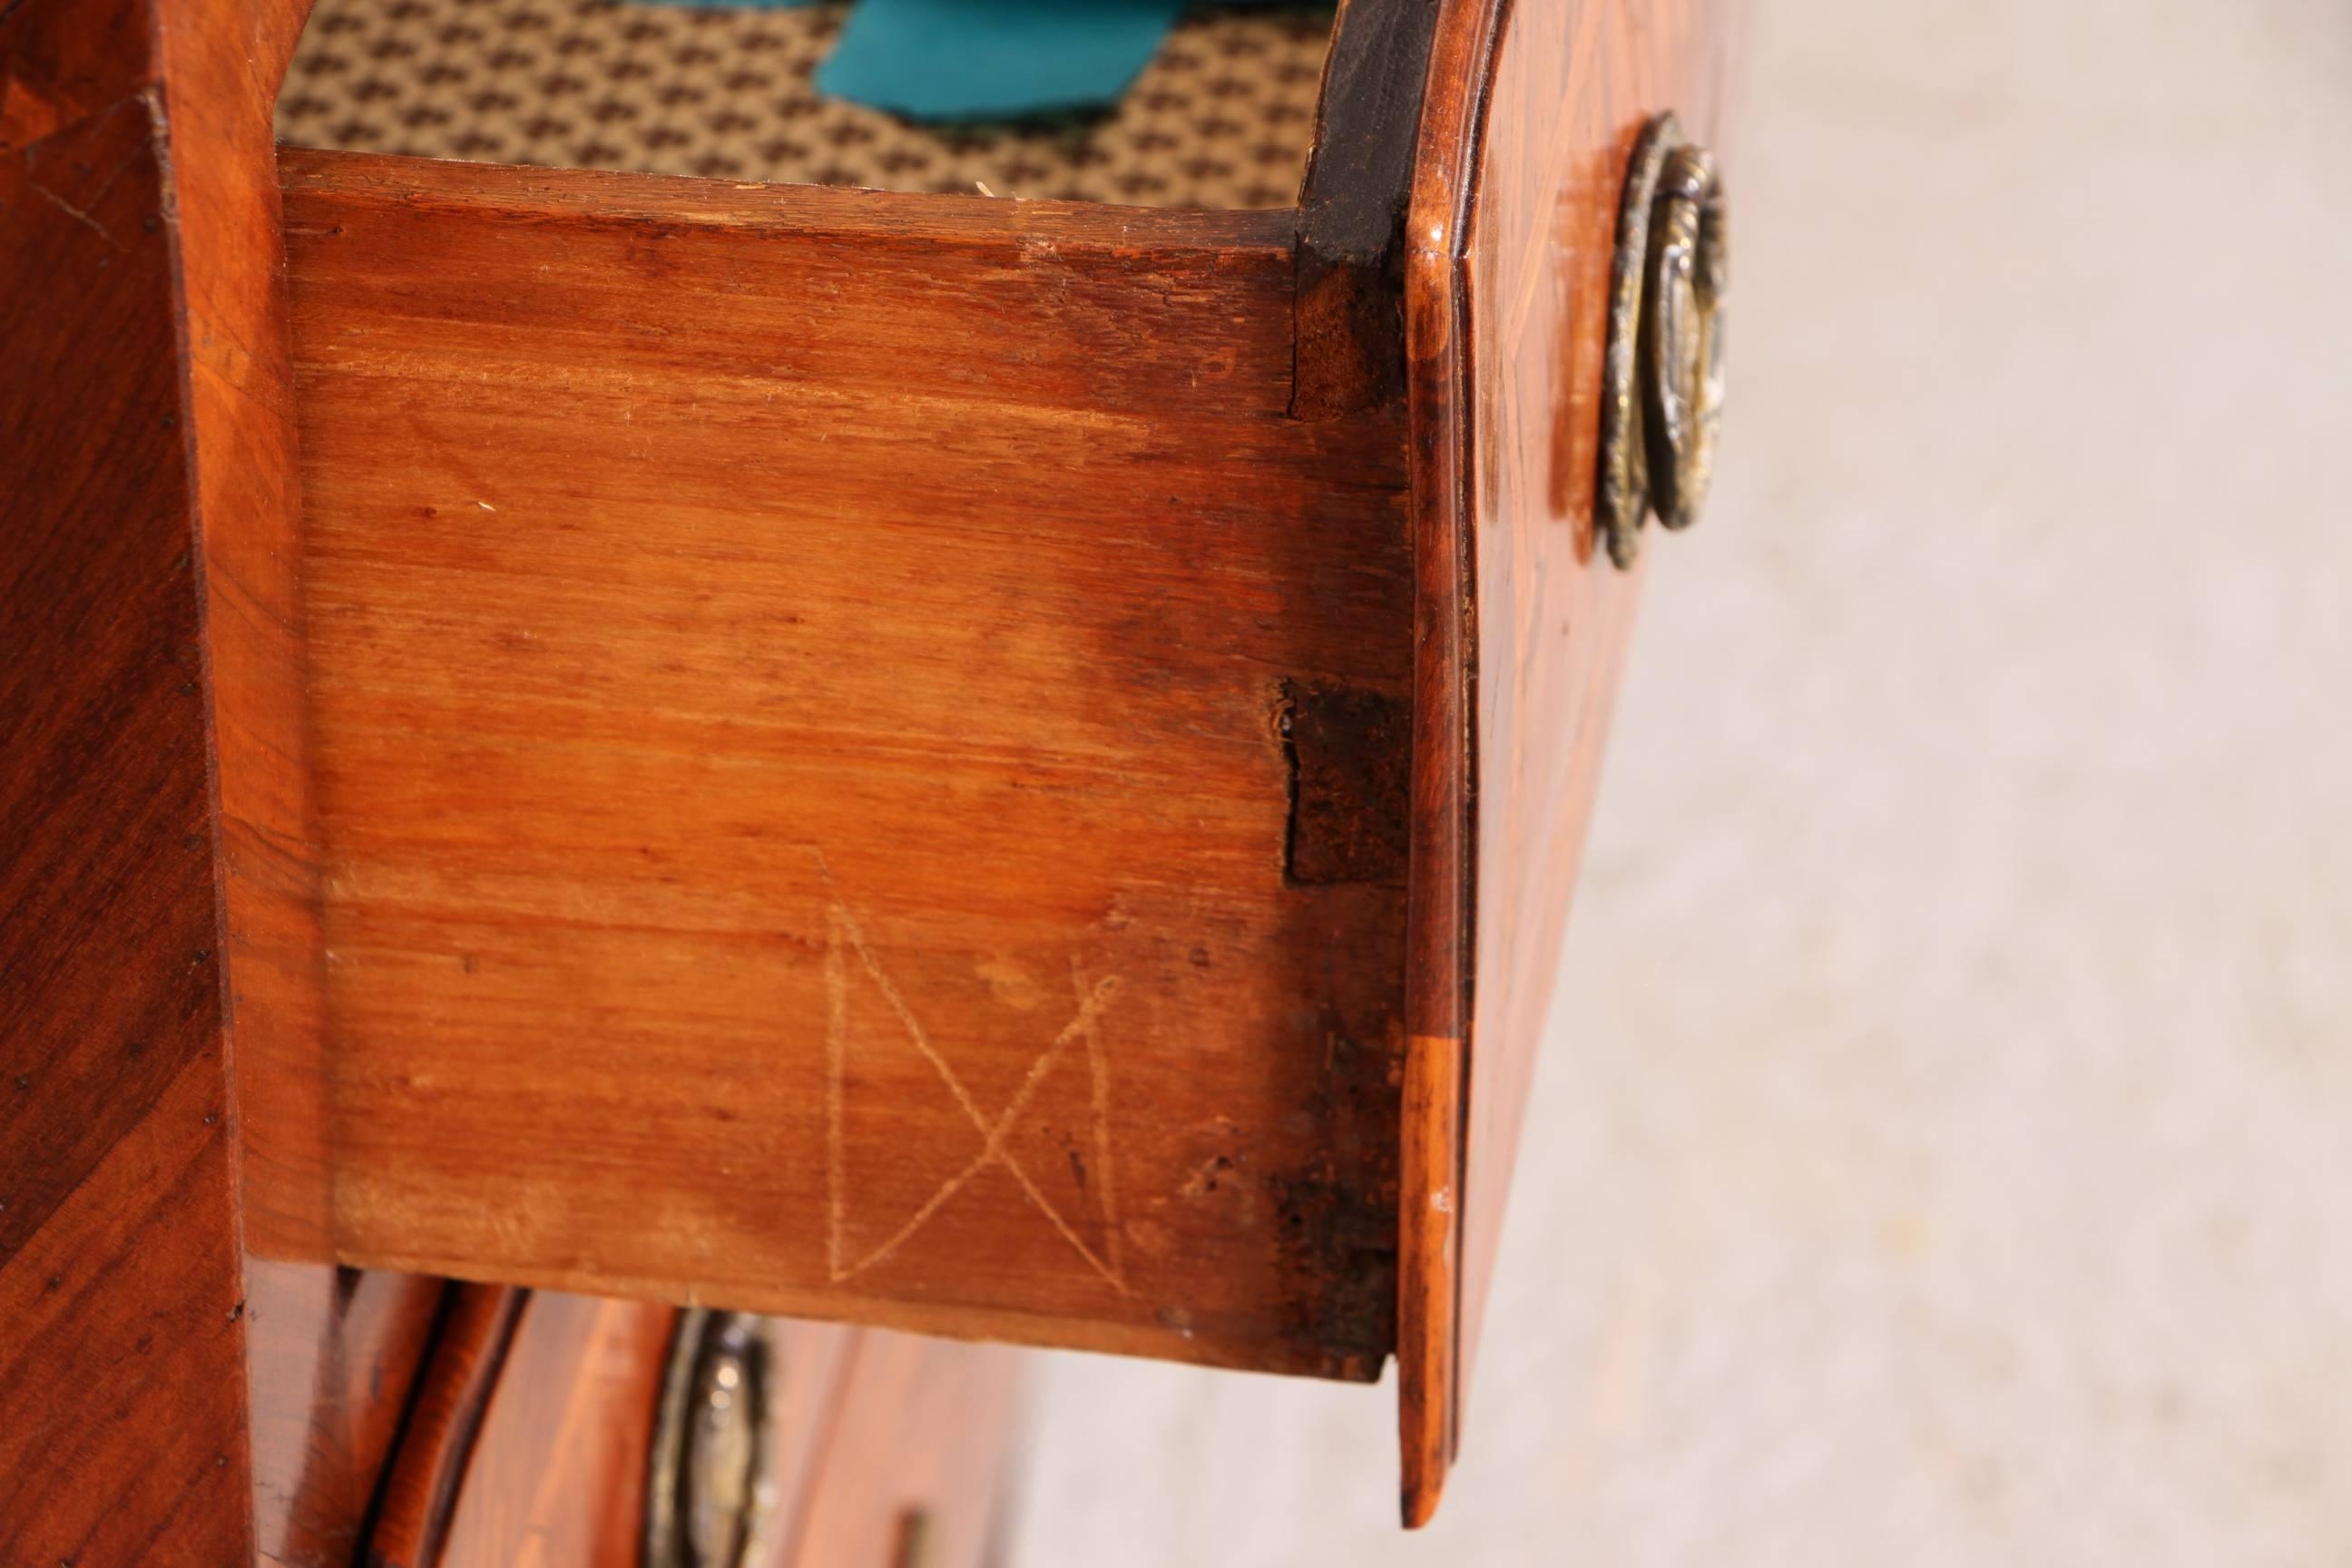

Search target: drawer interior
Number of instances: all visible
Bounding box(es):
[275,0,1338,208]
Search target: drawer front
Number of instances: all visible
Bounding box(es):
[789,1334,1021,1568]
[1394,0,1736,1522]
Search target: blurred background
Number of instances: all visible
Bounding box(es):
[1006,0,2352,1562]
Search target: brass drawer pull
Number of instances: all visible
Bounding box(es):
[645,1310,782,1568]
[1599,111,1730,567]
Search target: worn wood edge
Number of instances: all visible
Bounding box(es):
[1293,0,1443,417]
[1395,0,1509,1525]
[326,1252,1385,1386]
[1396,1031,1461,1528]
[160,0,341,1271]
[275,145,1298,254]
[364,1284,528,1568]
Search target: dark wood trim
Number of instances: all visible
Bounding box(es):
[363,1286,528,1568]
[1293,0,1444,418]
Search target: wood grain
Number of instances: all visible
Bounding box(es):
[2,0,428,1562]
[165,0,345,1264]
[742,1319,862,1568]
[1396,0,1732,1523]
[0,10,256,1560]
[1393,1032,1459,1529]
[428,1291,675,1568]
[789,1333,1021,1568]
[367,1284,528,1568]
[2,0,1702,1538]
[250,1263,449,1568]
[384,1296,1012,1568]
[270,151,1413,1381]
[1455,0,1731,1446]
[1392,0,1488,1521]
[423,1316,884,1568]
[150,6,413,1563]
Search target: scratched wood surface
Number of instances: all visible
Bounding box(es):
[269,150,1414,1381]
[1396,0,1731,1524]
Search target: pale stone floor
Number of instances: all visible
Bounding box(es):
[1006,1,2352,1562]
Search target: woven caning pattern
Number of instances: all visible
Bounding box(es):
[278,0,1335,209]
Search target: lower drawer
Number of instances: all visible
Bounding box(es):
[370,1288,1017,1568]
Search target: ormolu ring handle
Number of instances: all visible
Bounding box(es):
[645,1309,782,1568]
[1596,113,1730,567]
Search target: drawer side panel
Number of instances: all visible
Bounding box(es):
[273,153,1412,1379]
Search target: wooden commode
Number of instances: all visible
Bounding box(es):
[0,0,1732,1557]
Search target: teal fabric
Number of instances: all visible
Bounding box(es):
[644,0,1197,122]
[818,0,1189,121]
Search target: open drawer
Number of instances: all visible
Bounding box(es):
[1,0,1731,1542]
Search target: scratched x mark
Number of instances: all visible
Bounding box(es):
[818,861,1131,1296]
